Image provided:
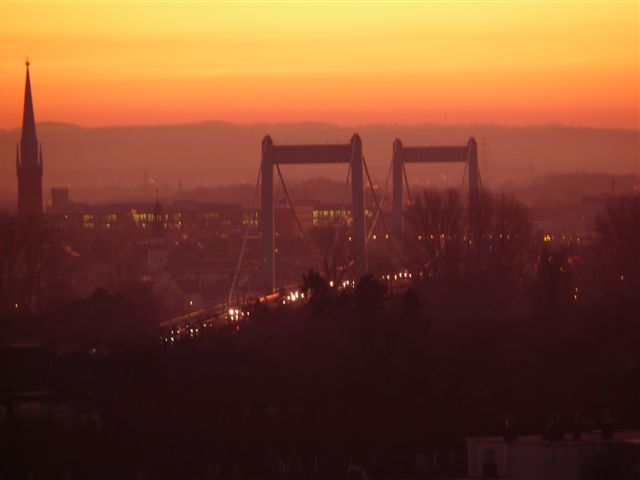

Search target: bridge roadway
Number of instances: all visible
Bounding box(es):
[158,271,414,344]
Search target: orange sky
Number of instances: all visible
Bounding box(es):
[1,2,638,130]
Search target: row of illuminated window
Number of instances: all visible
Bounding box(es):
[83,213,118,222]
[313,209,351,218]
[81,210,376,223]
[313,218,353,226]
[83,222,114,229]
[82,211,223,223]
[78,209,371,228]
[313,209,374,218]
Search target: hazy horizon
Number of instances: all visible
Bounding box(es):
[3,118,640,132]
[1,2,638,206]
[1,120,638,209]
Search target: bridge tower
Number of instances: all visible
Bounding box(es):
[392,137,480,239]
[261,134,366,292]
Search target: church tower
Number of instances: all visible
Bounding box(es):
[16,59,43,219]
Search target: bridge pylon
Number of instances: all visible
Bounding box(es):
[391,136,480,240]
[261,134,366,292]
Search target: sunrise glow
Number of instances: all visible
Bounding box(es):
[1,2,638,129]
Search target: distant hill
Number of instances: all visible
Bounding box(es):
[1,121,638,206]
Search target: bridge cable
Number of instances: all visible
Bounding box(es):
[227,162,262,304]
[367,159,393,240]
[275,163,317,255]
[362,156,407,263]
[460,159,468,191]
[402,162,414,207]
[477,165,486,200]
[275,163,356,279]
[329,163,352,273]
[362,156,392,237]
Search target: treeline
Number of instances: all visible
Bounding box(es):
[0,192,639,479]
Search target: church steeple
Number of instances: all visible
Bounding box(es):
[20,59,39,166]
[16,59,43,219]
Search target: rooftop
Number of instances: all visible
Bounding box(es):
[468,430,640,446]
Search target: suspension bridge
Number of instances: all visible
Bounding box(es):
[159,134,482,340]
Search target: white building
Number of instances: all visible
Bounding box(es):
[466,430,640,480]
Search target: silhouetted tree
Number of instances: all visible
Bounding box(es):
[308,223,352,281]
[49,283,159,350]
[472,191,534,283]
[353,274,388,314]
[301,269,331,314]
[0,215,70,315]
[593,193,640,301]
[404,188,466,282]
[531,244,572,318]
[406,190,532,292]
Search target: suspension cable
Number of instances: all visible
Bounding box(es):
[362,156,408,264]
[367,159,393,240]
[362,156,392,238]
[227,163,262,304]
[459,159,468,191]
[329,163,352,269]
[477,165,486,200]
[275,163,313,248]
[402,162,414,207]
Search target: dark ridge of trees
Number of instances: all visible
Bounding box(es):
[4,262,638,478]
[402,188,535,318]
[1,192,639,479]
[1,284,159,352]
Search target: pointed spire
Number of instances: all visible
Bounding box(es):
[16,59,43,220]
[20,59,38,166]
